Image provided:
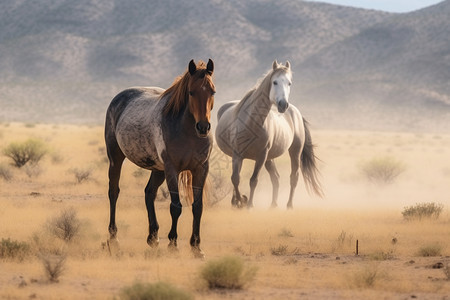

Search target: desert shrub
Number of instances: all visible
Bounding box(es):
[0,238,31,261]
[39,253,66,282]
[2,138,48,168]
[353,265,382,288]
[0,163,13,181]
[278,228,294,237]
[417,244,442,257]
[69,167,93,183]
[24,164,43,178]
[270,244,289,256]
[402,202,444,220]
[360,156,405,184]
[120,281,193,300]
[47,207,81,242]
[200,256,257,289]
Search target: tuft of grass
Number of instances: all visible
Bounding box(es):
[402,202,444,221]
[278,228,294,238]
[360,156,405,184]
[69,167,93,183]
[120,281,193,300]
[39,253,66,283]
[353,265,383,288]
[417,244,442,257]
[270,244,289,256]
[200,256,257,290]
[47,207,81,242]
[0,238,31,261]
[368,250,395,261]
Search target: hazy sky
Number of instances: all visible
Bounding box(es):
[306,0,444,13]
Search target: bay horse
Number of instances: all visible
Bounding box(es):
[105,59,215,257]
[215,60,322,209]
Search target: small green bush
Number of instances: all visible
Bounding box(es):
[0,238,31,261]
[3,138,48,168]
[200,256,257,289]
[402,202,444,220]
[360,156,405,184]
[120,281,193,300]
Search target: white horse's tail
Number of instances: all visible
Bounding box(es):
[301,119,324,197]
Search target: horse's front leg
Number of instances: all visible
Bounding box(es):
[164,168,182,249]
[144,170,165,247]
[248,151,268,208]
[190,162,209,258]
[231,153,246,208]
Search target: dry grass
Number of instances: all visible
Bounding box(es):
[0,123,449,299]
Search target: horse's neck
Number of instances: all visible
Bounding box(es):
[236,87,272,127]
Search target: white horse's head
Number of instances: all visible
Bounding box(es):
[269,60,292,113]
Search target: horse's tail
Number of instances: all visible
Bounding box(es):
[179,171,194,205]
[301,119,324,198]
[178,171,208,206]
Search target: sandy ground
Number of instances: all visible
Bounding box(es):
[0,122,450,299]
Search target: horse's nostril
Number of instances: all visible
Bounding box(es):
[196,122,201,131]
[207,123,211,131]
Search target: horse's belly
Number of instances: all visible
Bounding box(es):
[267,117,294,159]
[115,110,165,170]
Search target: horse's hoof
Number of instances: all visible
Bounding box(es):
[241,195,248,205]
[270,203,278,209]
[191,247,205,259]
[286,204,293,210]
[107,238,120,256]
[147,236,160,248]
[168,240,178,252]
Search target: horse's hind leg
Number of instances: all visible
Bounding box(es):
[287,139,301,209]
[145,170,165,247]
[106,142,125,239]
[265,159,280,208]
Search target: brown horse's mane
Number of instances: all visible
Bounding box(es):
[234,66,290,118]
[160,61,214,116]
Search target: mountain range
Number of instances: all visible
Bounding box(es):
[0,0,449,131]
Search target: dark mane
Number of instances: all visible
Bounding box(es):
[160,61,214,116]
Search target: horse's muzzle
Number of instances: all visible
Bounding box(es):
[277,99,289,113]
[195,121,211,137]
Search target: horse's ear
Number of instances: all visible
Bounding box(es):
[188,59,196,75]
[206,59,214,75]
[285,61,291,70]
[272,60,278,70]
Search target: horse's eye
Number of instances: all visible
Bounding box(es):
[189,91,194,96]
[211,91,216,96]
[288,82,292,86]
[273,81,278,86]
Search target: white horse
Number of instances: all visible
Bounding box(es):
[215,60,322,209]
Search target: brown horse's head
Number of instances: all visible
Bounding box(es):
[187,59,215,138]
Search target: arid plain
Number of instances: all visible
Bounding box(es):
[1,122,450,299]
